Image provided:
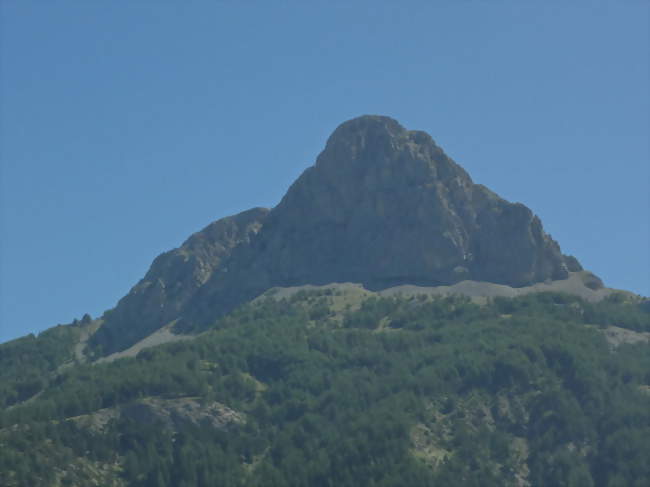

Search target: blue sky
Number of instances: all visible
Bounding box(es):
[1,1,648,343]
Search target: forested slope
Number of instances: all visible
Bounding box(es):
[1,291,649,486]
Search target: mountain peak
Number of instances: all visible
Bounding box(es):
[326,114,406,142]
[315,115,459,185]
[260,117,569,288]
[317,115,406,171]
[92,116,586,353]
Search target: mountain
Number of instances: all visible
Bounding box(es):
[91,207,269,355]
[92,115,591,355]
[2,116,648,487]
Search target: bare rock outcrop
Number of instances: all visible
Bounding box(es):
[121,397,245,431]
[91,208,268,354]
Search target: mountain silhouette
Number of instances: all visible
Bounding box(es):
[92,115,586,354]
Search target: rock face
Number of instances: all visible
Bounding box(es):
[182,116,576,328]
[265,116,572,287]
[91,207,268,353]
[94,115,583,352]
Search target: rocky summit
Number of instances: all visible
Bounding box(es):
[92,115,583,354]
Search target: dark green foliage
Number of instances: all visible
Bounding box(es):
[0,323,81,407]
[583,295,650,332]
[0,292,648,486]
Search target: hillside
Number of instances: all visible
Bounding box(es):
[1,116,648,486]
[1,290,649,486]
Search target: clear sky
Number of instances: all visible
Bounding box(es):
[1,1,648,343]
